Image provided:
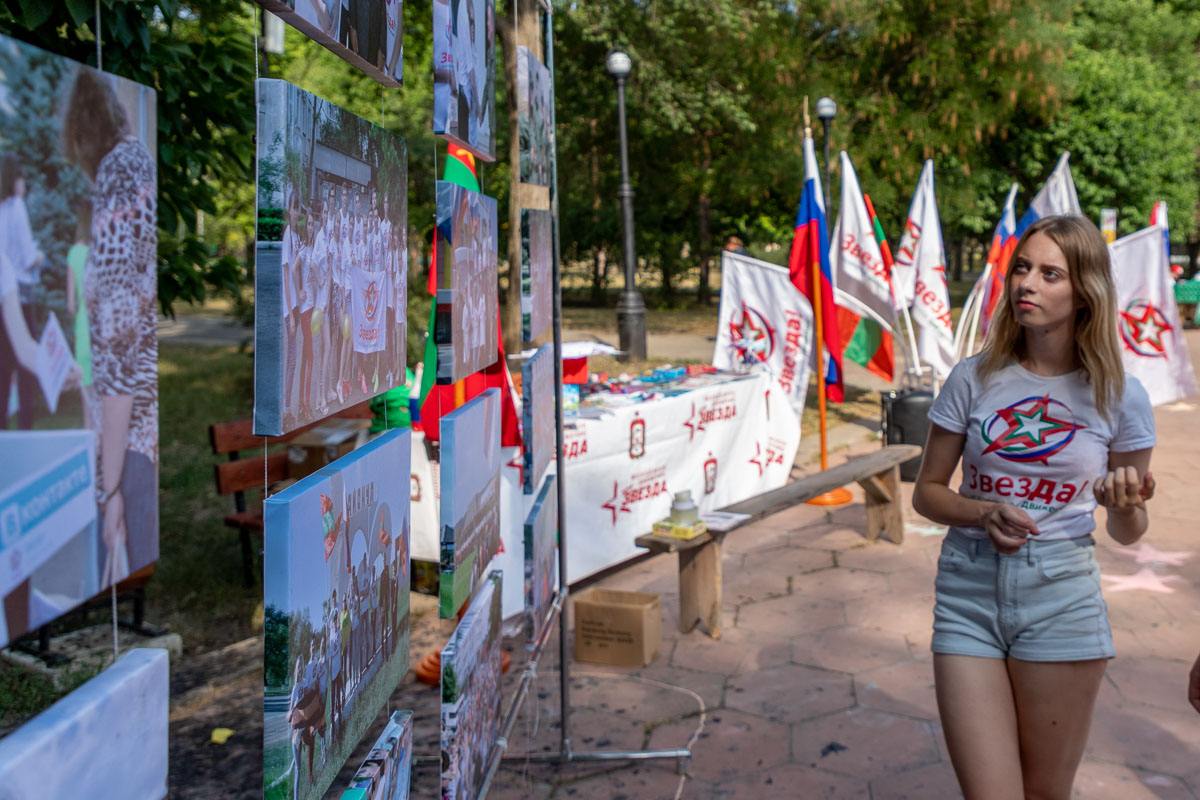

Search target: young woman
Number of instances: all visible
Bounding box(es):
[280,192,304,421]
[0,154,45,430]
[913,215,1157,800]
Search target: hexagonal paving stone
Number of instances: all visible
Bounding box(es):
[711,764,870,799]
[753,502,828,534]
[486,767,555,800]
[844,592,933,636]
[648,708,791,784]
[734,593,845,637]
[869,760,960,799]
[791,525,872,552]
[726,663,855,724]
[548,765,702,800]
[1072,759,1196,800]
[884,567,937,598]
[792,708,940,780]
[1106,655,1197,711]
[1132,619,1197,661]
[792,567,891,601]
[835,543,931,574]
[1086,702,1200,778]
[854,658,939,720]
[670,626,790,676]
[792,626,912,674]
[564,666,714,726]
[721,524,791,555]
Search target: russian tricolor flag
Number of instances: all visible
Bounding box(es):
[787,135,843,403]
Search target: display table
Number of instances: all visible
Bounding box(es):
[409,370,801,609]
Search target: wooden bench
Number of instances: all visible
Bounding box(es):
[209,404,374,586]
[635,444,922,639]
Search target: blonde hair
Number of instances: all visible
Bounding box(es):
[979,215,1124,419]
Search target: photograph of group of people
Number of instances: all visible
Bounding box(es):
[517,46,551,186]
[0,35,158,646]
[524,474,557,647]
[255,79,409,436]
[433,0,495,160]
[521,343,553,494]
[440,571,502,800]
[519,209,552,343]
[263,430,412,800]
[435,181,496,384]
[438,388,501,618]
[268,0,404,86]
[341,709,412,800]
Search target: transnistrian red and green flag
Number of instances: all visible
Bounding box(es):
[828,150,896,384]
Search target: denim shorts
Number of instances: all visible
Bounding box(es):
[931,529,1115,662]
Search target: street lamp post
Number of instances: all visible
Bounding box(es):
[607,49,647,362]
[816,97,837,212]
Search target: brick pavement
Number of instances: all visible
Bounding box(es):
[462,330,1200,799]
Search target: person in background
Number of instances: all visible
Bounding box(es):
[0,154,45,430]
[913,215,1155,799]
[62,68,158,584]
[66,199,93,429]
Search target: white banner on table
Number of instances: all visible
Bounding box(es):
[713,252,814,412]
[560,373,798,583]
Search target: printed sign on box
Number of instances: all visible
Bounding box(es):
[0,34,158,647]
[263,429,411,800]
[254,78,409,436]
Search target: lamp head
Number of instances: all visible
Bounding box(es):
[816,96,837,121]
[606,50,632,78]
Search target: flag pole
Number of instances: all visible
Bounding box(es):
[802,97,851,506]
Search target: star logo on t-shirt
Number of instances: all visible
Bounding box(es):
[1118,299,1172,358]
[981,394,1085,465]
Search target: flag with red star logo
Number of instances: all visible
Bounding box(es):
[1110,224,1197,405]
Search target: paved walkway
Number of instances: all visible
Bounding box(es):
[458,330,1200,799]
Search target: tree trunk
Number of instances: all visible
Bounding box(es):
[696,137,713,306]
[498,0,547,354]
[590,246,608,305]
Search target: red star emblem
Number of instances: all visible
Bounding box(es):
[981,395,1079,456]
[729,302,774,363]
[683,402,706,441]
[1119,302,1171,355]
[602,481,620,525]
[749,441,764,477]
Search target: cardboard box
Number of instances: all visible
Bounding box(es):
[652,519,707,540]
[573,589,661,667]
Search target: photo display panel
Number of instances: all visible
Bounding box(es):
[520,343,554,495]
[524,473,557,648]
[438,387,501,618]
[254,79,409,436]
[255,1,404,87]
[440,570,502,800]
[263,428,412,800]
[519,208,552,343]
[434,180,497,383]
[516,46,551,186]
[0,34,158,648]
[338,709,413,800]
[432,0,496,161]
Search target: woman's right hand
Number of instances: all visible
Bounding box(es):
[981,502,1040,554]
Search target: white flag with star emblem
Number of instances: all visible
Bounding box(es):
[350,265,387,354]
[1110,225,1197,405]
[713,251,815,412]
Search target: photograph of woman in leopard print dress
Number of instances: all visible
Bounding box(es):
[0,33,158,647]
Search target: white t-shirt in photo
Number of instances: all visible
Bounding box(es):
[929,354,1156,541]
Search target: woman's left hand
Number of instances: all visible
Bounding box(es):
[1093,466,1154,512]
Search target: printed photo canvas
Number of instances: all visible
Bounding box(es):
[433,0,495,161]
[263,429,412,800]
[0,648,168,800]
[434,180,497,383]
[516,46,551,186]
[254,79,409,436]
[524,473,556,648]
[0,34,158,647]
[520,343,553,495]
[339,709,413,800]
[519,209,552,343]
[439,388,500,617]
[440,570,502,800]
[256,0,404,86]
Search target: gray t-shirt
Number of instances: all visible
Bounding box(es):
[929,354,1156,540]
